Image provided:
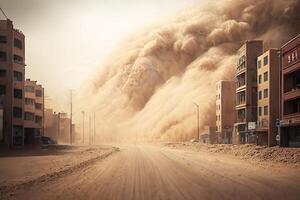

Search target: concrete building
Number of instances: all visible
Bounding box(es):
[0,19,25,148]
[215,80,235,144]
[280,34,300,147]
[199,126,216,144]
[233,40,263,144]
[24,79,44,145]
[44,110,73,144]
[256,49,280,146]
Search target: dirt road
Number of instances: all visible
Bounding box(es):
[6,144,300,200]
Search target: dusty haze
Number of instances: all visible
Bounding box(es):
[77,0,300,141]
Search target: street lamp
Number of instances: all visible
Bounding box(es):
[81,111,85,144]
[193,102,200,141]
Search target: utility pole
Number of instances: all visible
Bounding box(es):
[82,111,85,144]
[93,111,96,145]
[57,112,61,141]
[89,115,91,145]
[70,90,73,145]
[193,102,200,141]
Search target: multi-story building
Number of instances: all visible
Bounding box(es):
[233,40,263,144]
[24,79,44,145]
[215,80,235,144]
[280,34,300,147]
[0,19,25,148]
[256,49,280,146]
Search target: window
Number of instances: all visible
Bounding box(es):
[258,90,262,100]
[14,89,22,99]
[258,75,262,84]
[0,85,5,95]
[14,38,22,49]
[13,55,23,64]
[13,71,22,81]
[13,107,22,118]
[0,36,7,44]
[258,107,262,116]
[263,72,268,82]
[0,70,6,77]
[257,60,261,68]
[263,89,268,98]
[24,112,35,121]
[36,90,42,97]
[0,51,7,61]
[25,85,34,93]
[264,106,268,115]
[35,116,42,124]
[25,98,35,105]
[35,103,42,110]
[263,56,268,66]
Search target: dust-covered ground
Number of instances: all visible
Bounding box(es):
[0,145,118,199]
[164,142,300,168]
[1,143,300,200]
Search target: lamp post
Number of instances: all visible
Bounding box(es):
[193,102,200,141]
[81,111,85,144]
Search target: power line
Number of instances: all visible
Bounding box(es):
[0,8,8,20]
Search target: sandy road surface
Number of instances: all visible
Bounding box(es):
[7,144,300,200]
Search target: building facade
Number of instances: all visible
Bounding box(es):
[0,19,25,148]
[256,49,280,146]
[280,34,300,147]
[24,79,44,145]
[215,80,235,144]
[233,40,263,144]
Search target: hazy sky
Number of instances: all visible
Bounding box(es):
[0,0,199,112]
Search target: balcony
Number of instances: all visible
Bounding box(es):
[283,98,300,118]
[284,89,300,101]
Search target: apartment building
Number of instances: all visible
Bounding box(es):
[0,19,25,148]
[215,80,235,144]
[233,40,263,144]
[256,49,280,146]
[280,34,300,147]
[24,79,44,145]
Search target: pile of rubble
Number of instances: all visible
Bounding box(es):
[165,142,300,166]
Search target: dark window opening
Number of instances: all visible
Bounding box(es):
[0,51,7,62]
[35,116,42,124]
[263,72,268,82]
[0,70,6,77]
[237,109,246,123]
[264,106,268,115]
[263,56,268,66]
[236,91,246,105]
[36,90,42,97]
[263,89,268,98]
[25,98,35,105]
[13,54,23,64]
[258,90,262,100]
[24,112,35,121]
[25,85,34,93]
[284,98,300,116]
[236,73,245,88]
[0,36,7,44]
[13,71,22,81]
[13,107,22,118]
[14,88,22,99]
[284,69,300,93]
[257,60,261,68]
[14,38,22,49]
[0,85,6,95]
[35,103,42,110]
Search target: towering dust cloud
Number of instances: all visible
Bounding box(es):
[79,0,300,141]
